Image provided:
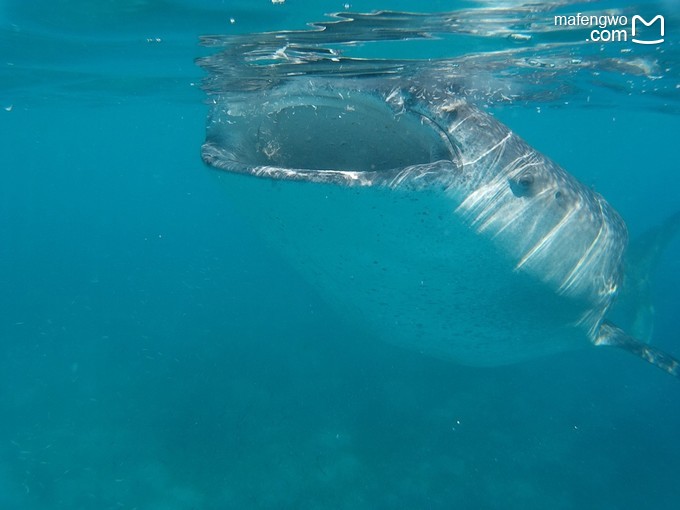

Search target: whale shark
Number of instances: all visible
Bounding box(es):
[197,13,679,378]
[200,77,678,378]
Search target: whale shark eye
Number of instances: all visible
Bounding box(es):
[509,171,535,197]
[518,172,534,187]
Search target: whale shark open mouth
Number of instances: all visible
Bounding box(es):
[201,84,458,186]
[197,8,680,378]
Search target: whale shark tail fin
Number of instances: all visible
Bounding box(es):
[595,321,680,379]
[615,210,680,342]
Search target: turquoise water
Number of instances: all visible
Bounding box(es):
[1,1,679,509]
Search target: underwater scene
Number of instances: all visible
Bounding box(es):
[1,0,679,508]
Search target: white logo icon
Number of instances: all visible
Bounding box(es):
[631,15,664,45]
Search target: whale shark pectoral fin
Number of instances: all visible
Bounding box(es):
[595,321,680,379]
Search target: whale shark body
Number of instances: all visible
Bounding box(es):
[198,18,679,378]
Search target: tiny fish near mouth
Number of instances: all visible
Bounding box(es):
[197,12,680,379]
